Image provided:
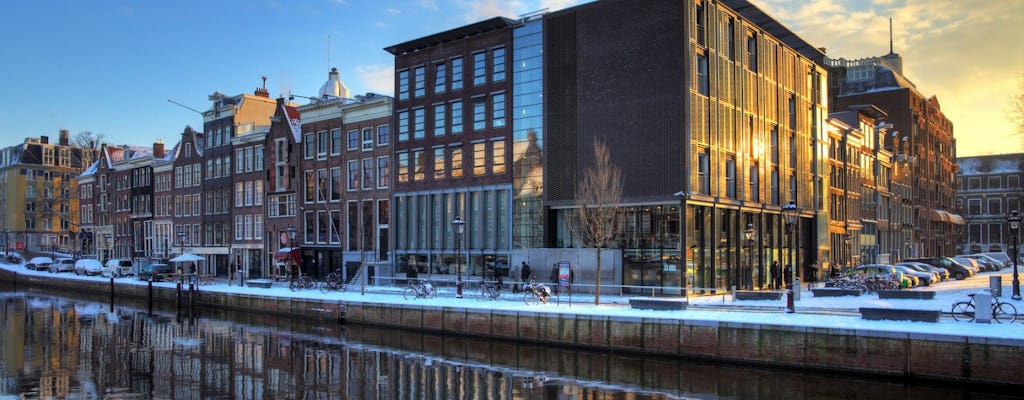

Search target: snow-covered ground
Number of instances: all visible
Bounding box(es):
[2,259,1023,341]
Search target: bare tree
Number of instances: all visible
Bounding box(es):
[569,139,624,305]
[72,130,106,149]
[1012,74,1024,149]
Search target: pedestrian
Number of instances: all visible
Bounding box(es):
[550,263,560,295]
[783,264,793,289]
[406,265,418,283]
[509,262,522,293]
[520,261,531,282]
[770,261,781,290]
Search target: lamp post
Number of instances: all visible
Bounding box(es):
[452,216,466,298]
[782,200,800,313]
[1008,210,1021,300]
[3,226,8,255]
[744,223,755,290]
[177,231,186,255]
[904,237,911,260]
[844,233,852,267]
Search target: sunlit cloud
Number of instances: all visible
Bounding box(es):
[386,7,400,15]
[354,64,394,96]
[454,0,526,22]
[419,0,439,11]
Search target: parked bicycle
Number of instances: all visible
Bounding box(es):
[478,279,503,301]
[288,272,316,292]
[403,279,436,300]
[523,278,551,305]
[950,289,1018,323]
[825,275,869,294]
[320,268,348,293]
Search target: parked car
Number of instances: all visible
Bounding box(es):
[25,256,54,271]
[846,264,908,288]
[951,257,982,275]
[73,259,104,276]
[894,264,933,286]
[898,261,948,281]
[975,252,1011,269]
[50,257,76,273]
[103,259,135,277]
[138,263,174,282]
[906,257,974,280]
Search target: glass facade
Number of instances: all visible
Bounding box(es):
[511,20,544,249]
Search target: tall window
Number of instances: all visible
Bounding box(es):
[727,17,736,61]
[451,146,463,178]
[746,32,758,73]
[362,128,374,151]
[697,53,709,96]
[473,99,486,131]
[317,131,328,159]
[348,160,360,190]
[451,101,463,134]
[750,163,760,202]
[413,108,425,140]
[698,151,710,195]
[492,93,506,127]
[304,133,315,158]
[771,167,779,205]
[695,1,705,46]
[362,158,374,189]
[413,150,425,181]
[305,171,315,202]
[472,52,486,86]
[451,57,463,90]
[330,167,342,200]
[331,129,342,154]
[348,130,359,151]
[434,148,446,179]
[397,69,410,100]
[434,62,446,93]
[473,142,487,176]
[377,125,390,146]
[434,104,446,136]
[492,140,506,174]
[397,111,409,142]
[492,47,506,81]
[377,156,390,188]
[725,157,736,198]
[397,152,409,183]
[413,66,426,97]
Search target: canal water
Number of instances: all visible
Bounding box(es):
[0,285,1016,399]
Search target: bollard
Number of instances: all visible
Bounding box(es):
[989,276,1002,298]
[147,280,154,313]
[974,291,993,323]
[793,277,801,301]
[785,287,795,313]
[730,285,736,302]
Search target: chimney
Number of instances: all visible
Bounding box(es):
[40,135,49,144]
[153,139,165,159]
[59,129,69,146]
[255,75,270,98]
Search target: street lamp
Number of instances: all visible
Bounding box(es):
[744,223,755,290]
[782,200,800,313]
[452,216,466,298]
[904,237,911,260]
[1008,210,1021,300]
[844,233,852,267]
[177,231,186,255]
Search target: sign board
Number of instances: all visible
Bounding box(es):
[558,261,571,287]
[16,242,23,251]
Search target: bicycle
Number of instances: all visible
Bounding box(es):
[403,279,436,300]
[477,279,502,301]
[523,278,551,305]
[288,272,316,292]
[319,268,348,293]
[950,290,1018,323]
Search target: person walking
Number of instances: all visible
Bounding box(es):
[783,264,793,289]
[509,262,522,293]
[520,261,532,282]
[770,261,781,290]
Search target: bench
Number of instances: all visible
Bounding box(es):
[812,288,863,297]
[859,307,940,322]
[734,290,783,300]
[877,290,935,300]
[246,279,274,289]
[629,298,688,310]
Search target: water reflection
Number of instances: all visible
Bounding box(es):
[0,287,1017,399]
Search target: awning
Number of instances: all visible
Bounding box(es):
[274,247,301,264]
[930,209,952,223]
[949,213,965,225]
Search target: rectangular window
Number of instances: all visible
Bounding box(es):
[377,125,390,146]
[397,152,409,183]
[397,111,409,142]
[472,52,486,86]
[697,53,709,96]
[330,167,342,201]
[413,108,425,140]
[235,215,244,240]
[397,69,409,100]
[727,17,736,61]
[244,181,253,206]
[305,171,315,202]
[413,149,425,181]
[492,47,506,81]
[235,182,244,207]
[413,66,426,97]
[244,214,253,240]
[473,142,487,176]
[348,160,360,191]
[492,140,506,174]
[245,147,254,171]
[254,214,262,241]
[377,156,390,188]
[698,151,710,194]
[362,128,373,150]
[434,148,446,180]
[451,101,463,134]
[696,1,705,46]
[362,158,374,190]
[254,180,263,206]
[492,93,506,127]
[331,129,342,155]
[433,104,446,136]
[347,130,359,150]
[317,131,328,159]
[747,32,758,73]
[434,62,446,93]
[473,99,486,131]
[235,150,244,173]
[750,163,760,202]
[316,169,328,202]
[304,133,315,158]
[725,157,736,198]
[451,57,463,90]
[451,146,463,178]
[771,167,779,205]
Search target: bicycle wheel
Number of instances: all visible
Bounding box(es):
[994,302,1018,323]
[289,279,299,292]
[524,291,539,305]
[403,286,416,300]
[951,302,975,322]
[477,286,489,302]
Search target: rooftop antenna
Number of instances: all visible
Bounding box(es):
[167,99,203,115]
[327,33,331,71]
[889,17,893,54]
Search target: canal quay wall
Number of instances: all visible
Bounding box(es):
[3,268,1021,387]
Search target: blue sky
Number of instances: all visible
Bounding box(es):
[1,0,1019,156]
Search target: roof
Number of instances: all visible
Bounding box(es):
[720,0,827,64]
[384,17,518,55]
[283,103,302,142]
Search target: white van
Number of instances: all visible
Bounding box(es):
[103,259,134,277]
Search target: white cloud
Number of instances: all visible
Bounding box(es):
[354,64,394,96]
[419,0,439,11]
[454,0,526,22]
[385,7,400,15]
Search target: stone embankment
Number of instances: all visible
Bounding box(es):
[2,268,1021,387]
